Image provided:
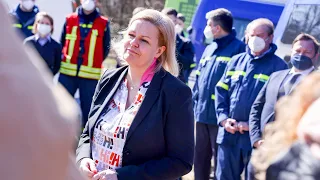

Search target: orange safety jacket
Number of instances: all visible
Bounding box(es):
[61,13,108,80]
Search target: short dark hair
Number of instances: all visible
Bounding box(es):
[161,8,178,17]
[177,13,185,22]
[206,8,233,33]
[132,7,146,16]
[293,33,319,54]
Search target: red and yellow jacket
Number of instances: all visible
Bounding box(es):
[61,13,108,80]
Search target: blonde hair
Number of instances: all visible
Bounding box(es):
[33,12,54,34]
[113,9,179,77]
[251,72,320,180]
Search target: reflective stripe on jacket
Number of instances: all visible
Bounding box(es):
[61,13,108,80]
[193,33,245,125]
[215,44,288,149]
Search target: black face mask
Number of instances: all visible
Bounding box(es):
[290,54,313,70]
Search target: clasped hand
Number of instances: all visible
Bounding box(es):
[221,119,249,134]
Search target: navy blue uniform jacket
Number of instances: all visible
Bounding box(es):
[215,44,288,150]
[76,66,195,180]
[193,33,245,125]
[9,5,39,38]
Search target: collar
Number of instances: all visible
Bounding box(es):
[35,34,51,42]
[214,33,235,48]
[289,66,314,75]
[140,58,158,86]
[247,43,278,60]
[251,47,272,59]
[16,4,39,14]
[78,6,99,19]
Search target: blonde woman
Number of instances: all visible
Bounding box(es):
[251,73,320,180]
[76,9,194,180]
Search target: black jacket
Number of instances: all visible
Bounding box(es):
[76,66,194,180]
[266,141,320,180]
[24,35,62,75]
[176,34,194,81]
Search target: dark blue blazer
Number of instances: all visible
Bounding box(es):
[249,69,295,146]
[24,35,62,75]
[76,66,194,180]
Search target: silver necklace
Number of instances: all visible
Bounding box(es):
[127,75,137,90]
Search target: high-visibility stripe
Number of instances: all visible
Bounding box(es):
[78,71,101,80]
[196,70,201,76]
[200,59,205,64]
[211,94,215,100]
[65,34,77,40]
[226,71,246,77]
[217,81,229,91]
[27,25,33,30]
[190,63,196,68]
[13,24,22,28]
[80,66,101,74]
[216,56,231,62]
[61,62,77,70]
[60,67,77,76]
[254,74,269,82]
[66,26,78,63]
[88,29,98,67]
[80,24,93,28]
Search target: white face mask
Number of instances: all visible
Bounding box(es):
[21,0,35,11]
[248,36,267,53]
[203,26,213,39]
[82,0,95,11]
[37,24,52,36]
[175,25,183,34]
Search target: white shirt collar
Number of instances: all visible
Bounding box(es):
[289,66,314,76]
[35,34,51,42]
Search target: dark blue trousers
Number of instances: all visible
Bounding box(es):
[59,74,98,128]
[215,143,251,180]
[194,122,219,180]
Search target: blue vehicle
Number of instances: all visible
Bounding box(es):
[190,0,286,63]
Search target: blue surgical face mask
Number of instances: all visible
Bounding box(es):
[290,54,313,70]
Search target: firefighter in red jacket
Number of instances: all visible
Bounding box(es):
[59,0,110,128]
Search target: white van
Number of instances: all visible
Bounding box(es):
[274,0,320,66]
[3,0,73,41]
